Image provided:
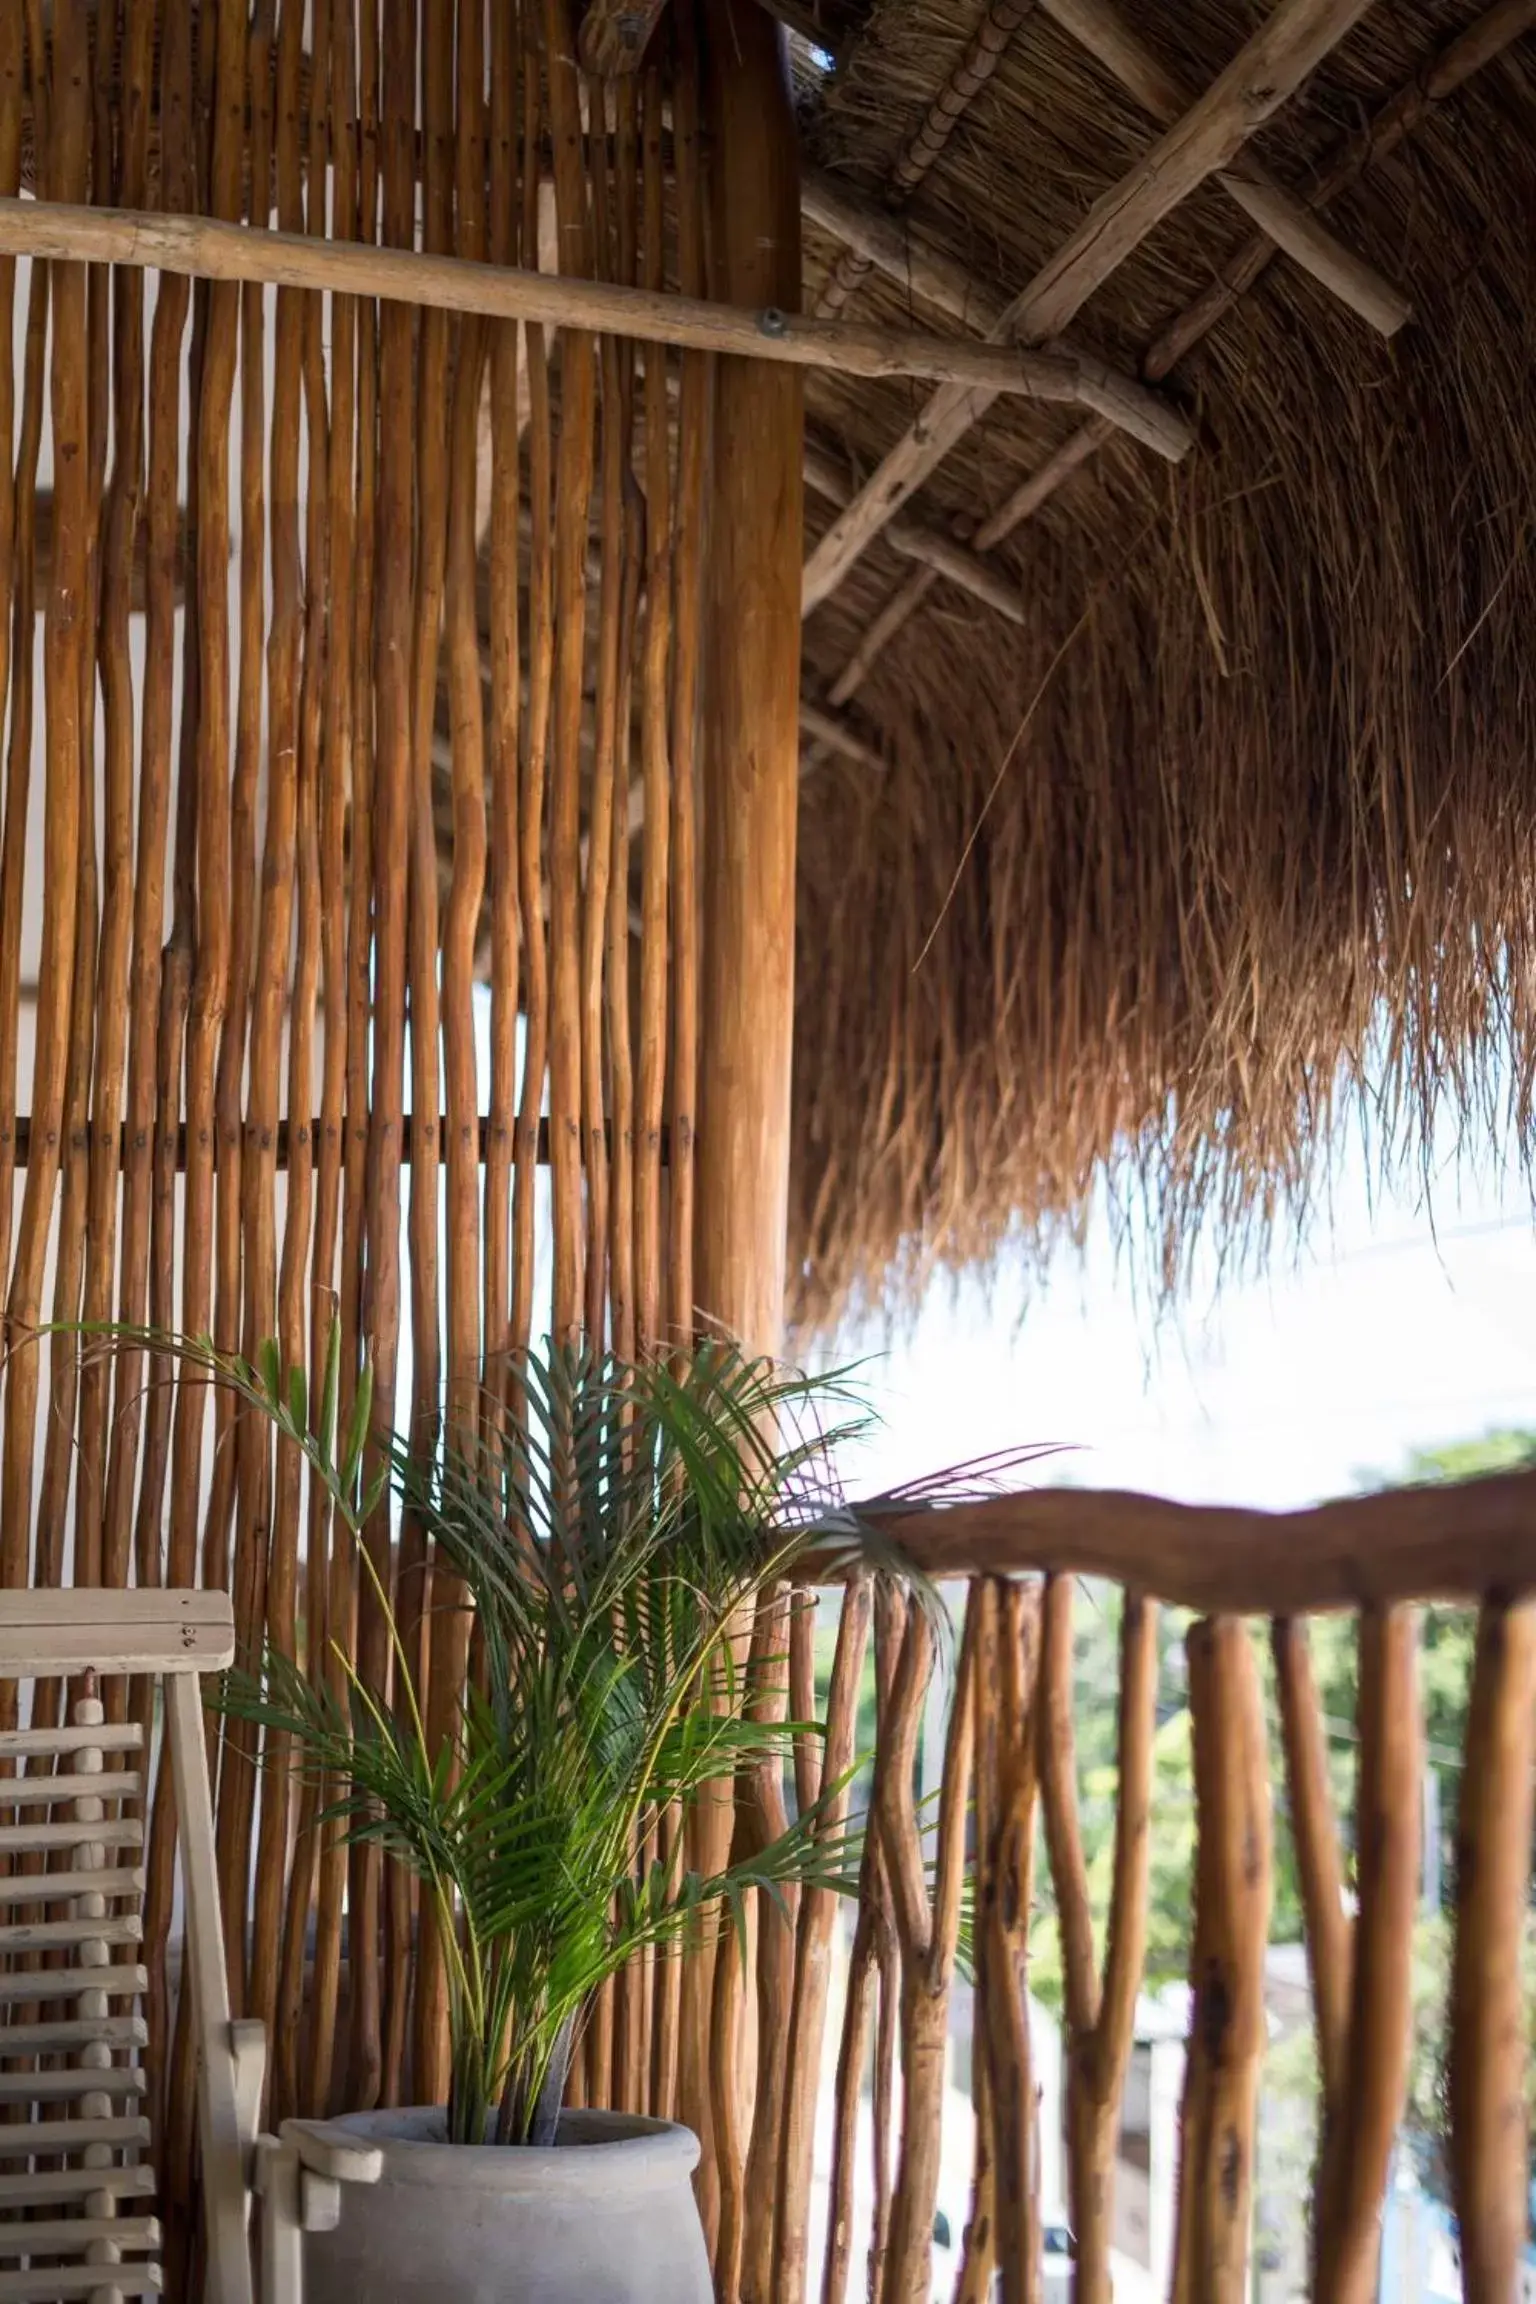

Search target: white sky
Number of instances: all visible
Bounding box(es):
[830,1108,1536,1513]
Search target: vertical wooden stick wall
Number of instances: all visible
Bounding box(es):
[0,0,740,2251]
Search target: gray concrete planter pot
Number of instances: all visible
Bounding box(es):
[300,2106,714,2304]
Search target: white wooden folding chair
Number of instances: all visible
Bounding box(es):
[0,1589,261,2304]
[251,2121,382,2304]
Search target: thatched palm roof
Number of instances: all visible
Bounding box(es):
[781,0,1536,1329]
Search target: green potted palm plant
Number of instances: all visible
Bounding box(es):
[184,1331,918,2304]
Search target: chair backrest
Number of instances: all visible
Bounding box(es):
[0,1590,252,2304]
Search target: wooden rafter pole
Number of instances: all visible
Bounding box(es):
[1036,0,1408,336]
[798,699,881,769]
[0,197,1188,455]
[577,0,669,74]
[805,17,1401,340]
[809,0,1531,707]
[801,0,1385,615]
[804,439,1024,623]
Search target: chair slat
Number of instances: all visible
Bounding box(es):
[0,1917,142,1954]
[0,2166,155,2207]
[0,1966,147,2006]
[0,1822,142,1855]
[0,1775,141,1808]
[0,2070,147,2104]
[0,2018,147,2055]
[0,2268,162,2301]
[0,1870,145,1910]
[0,1591,233,1680]
[0,2114,150,2156]
[0,1728,143,1759]
[0,2215,160,2256]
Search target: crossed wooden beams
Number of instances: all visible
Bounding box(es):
[801,0,1391,617]
[795,0,1536,748]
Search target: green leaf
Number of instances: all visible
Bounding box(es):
[318,1315,342,1463]
[77,1327,938,2144]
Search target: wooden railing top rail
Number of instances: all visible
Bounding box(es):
[851,1468,1536,1614]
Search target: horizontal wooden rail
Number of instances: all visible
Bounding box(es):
[1,1113,641,1170]
[0,1589,235,1675]
[0,199,1191,460]
[852,1469,1536,1613]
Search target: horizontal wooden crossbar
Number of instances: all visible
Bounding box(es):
[0,2114,151,2156]
[856,1463,1536,1614]
[0,1726,142,1758]
[0,1917,143,1954]
[0,1826,143,1861]
[0,2016,148,2054]
[0,1963,146,2005]
[0,1589,233,1676]
[0,1774,141,1807]
[0,2215,160,2258]
[0,1871,145,1910]
[0,2069,146,2104]
[4,1113,632,1171]
[0,2163,154,2206]
[0,2268,162,2301]
[0,198,1191,458]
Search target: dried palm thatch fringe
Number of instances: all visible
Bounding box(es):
[789,0,1536,1331]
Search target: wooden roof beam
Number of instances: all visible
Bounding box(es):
[577,0,670,75]
[811,0,1535,706]
[1037,0,1409,338]
[801,0,1385,616]
[800,700,883,769]
[0,197,1186,452]
[804,438,1024,624]
[752,0,865,50]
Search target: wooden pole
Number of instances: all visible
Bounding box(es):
[1038,1579,1157,2304]
[854,1466,1536,1612]
[800,0,1384,612]
[1314,1606,1420,2304]
[695,0,802,1360]
[1170,1618,1271,2304]
[686,6,804,2256]
[0,195,1187,449]
[1449,1597,1536,2303]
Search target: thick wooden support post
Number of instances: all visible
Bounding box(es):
[1449,1596,1536,2304]
[682,2,803,2273]
[1172,1618,1271,2304]
[695,0,803,1358]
